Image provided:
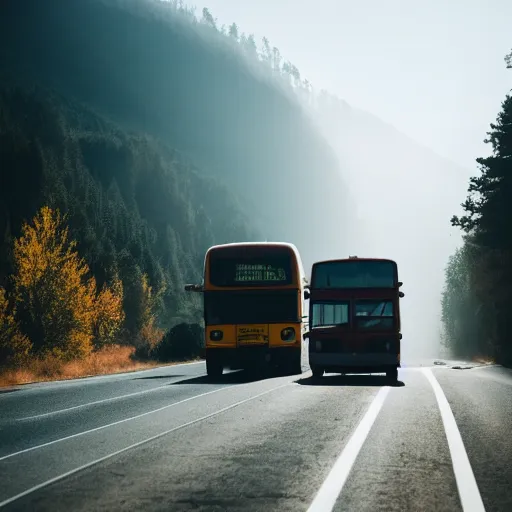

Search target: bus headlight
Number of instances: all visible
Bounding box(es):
[280,327,296,341]
[209,330,223,341]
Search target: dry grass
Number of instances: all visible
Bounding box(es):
[0,345,174,387]
[471,355,496,365]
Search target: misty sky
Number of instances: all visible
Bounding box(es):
[202,0,511,170]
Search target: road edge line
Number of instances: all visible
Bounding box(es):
[17,383,182,421]
[422,368,486,512]
[0,383,240,462]
[0,361,205,393]
[307,386,390,512]
[0,382,291,509]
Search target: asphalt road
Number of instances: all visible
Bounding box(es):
[0,356,511,511]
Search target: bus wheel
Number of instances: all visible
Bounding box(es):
[206,358,223,379]
[386,367,398,382]
[311,365,324,379]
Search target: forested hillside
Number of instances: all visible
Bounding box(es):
[0,0,354,265]
[441,51,512,365]
[0,0,353,370]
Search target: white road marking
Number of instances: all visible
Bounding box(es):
[423,368,486,512]
[307,386,390,512]
[0,360,205,395]
[0,384,240,462]
[17,384,180,421]
[0,383,290,509]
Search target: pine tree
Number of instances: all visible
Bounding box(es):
[451,95,512,250]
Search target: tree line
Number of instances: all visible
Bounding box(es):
[0,204,203,367]
[441,49,512,365]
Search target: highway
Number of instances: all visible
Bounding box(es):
[1,356,511,511]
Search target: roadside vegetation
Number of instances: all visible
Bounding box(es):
[441,49,511,366]
[0,206,203,386]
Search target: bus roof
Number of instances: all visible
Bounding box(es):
[205,242,307,284]
[312,257,398,266]
[207,241,300,252]
[309,257,399,290]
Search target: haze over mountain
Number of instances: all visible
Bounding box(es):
[0,0,475,361]
[307,93,472,358]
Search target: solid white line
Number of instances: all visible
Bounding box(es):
[422,368,486,512]
[17,384,175,421]
[0,384,239,462]
[0,361,205,395]
[0,383,290,509]
[307,386,390,512]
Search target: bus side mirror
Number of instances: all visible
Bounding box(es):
[302,331,310,341]
[399,291,405,298]
[398,281,403,288]
[304,290,310,300]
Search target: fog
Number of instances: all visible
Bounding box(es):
[3,0,509,360]
[203,0,511,360]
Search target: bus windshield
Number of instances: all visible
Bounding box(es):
[204,290,299,324]
[209,250,293,287]
[311,301,349,328]
[312,260,396,288]
[355,299,394,330]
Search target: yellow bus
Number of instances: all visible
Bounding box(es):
[185,242,307,379]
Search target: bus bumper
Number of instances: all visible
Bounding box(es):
[206,346,300,370]
[309,353,399,373]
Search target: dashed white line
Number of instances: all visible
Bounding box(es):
[0,384,239,462]
[423,368,486,512]
[307,386,390,512]
[17,383,177,421]
[0,382,290,509]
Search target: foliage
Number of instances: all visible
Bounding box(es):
[440,244,481,357]
[93,273,125,348]
[154,322,204,361]
[443,54,512,364]
[0,286,32,366]
[12,206,97,360]
[0,206,144,365]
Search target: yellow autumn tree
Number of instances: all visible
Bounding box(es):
[0,286,32,366]
[93,273,125,348]
[13,206,96,360]
[135,273,164,358]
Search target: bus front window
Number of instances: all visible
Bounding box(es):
[355,300,394,329]
[311,302,349,328]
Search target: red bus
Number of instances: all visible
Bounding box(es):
[303,256,404,381]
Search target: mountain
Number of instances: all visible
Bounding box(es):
[0,0,356,270]
[0,0,356,348]
[0,0,472,360]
